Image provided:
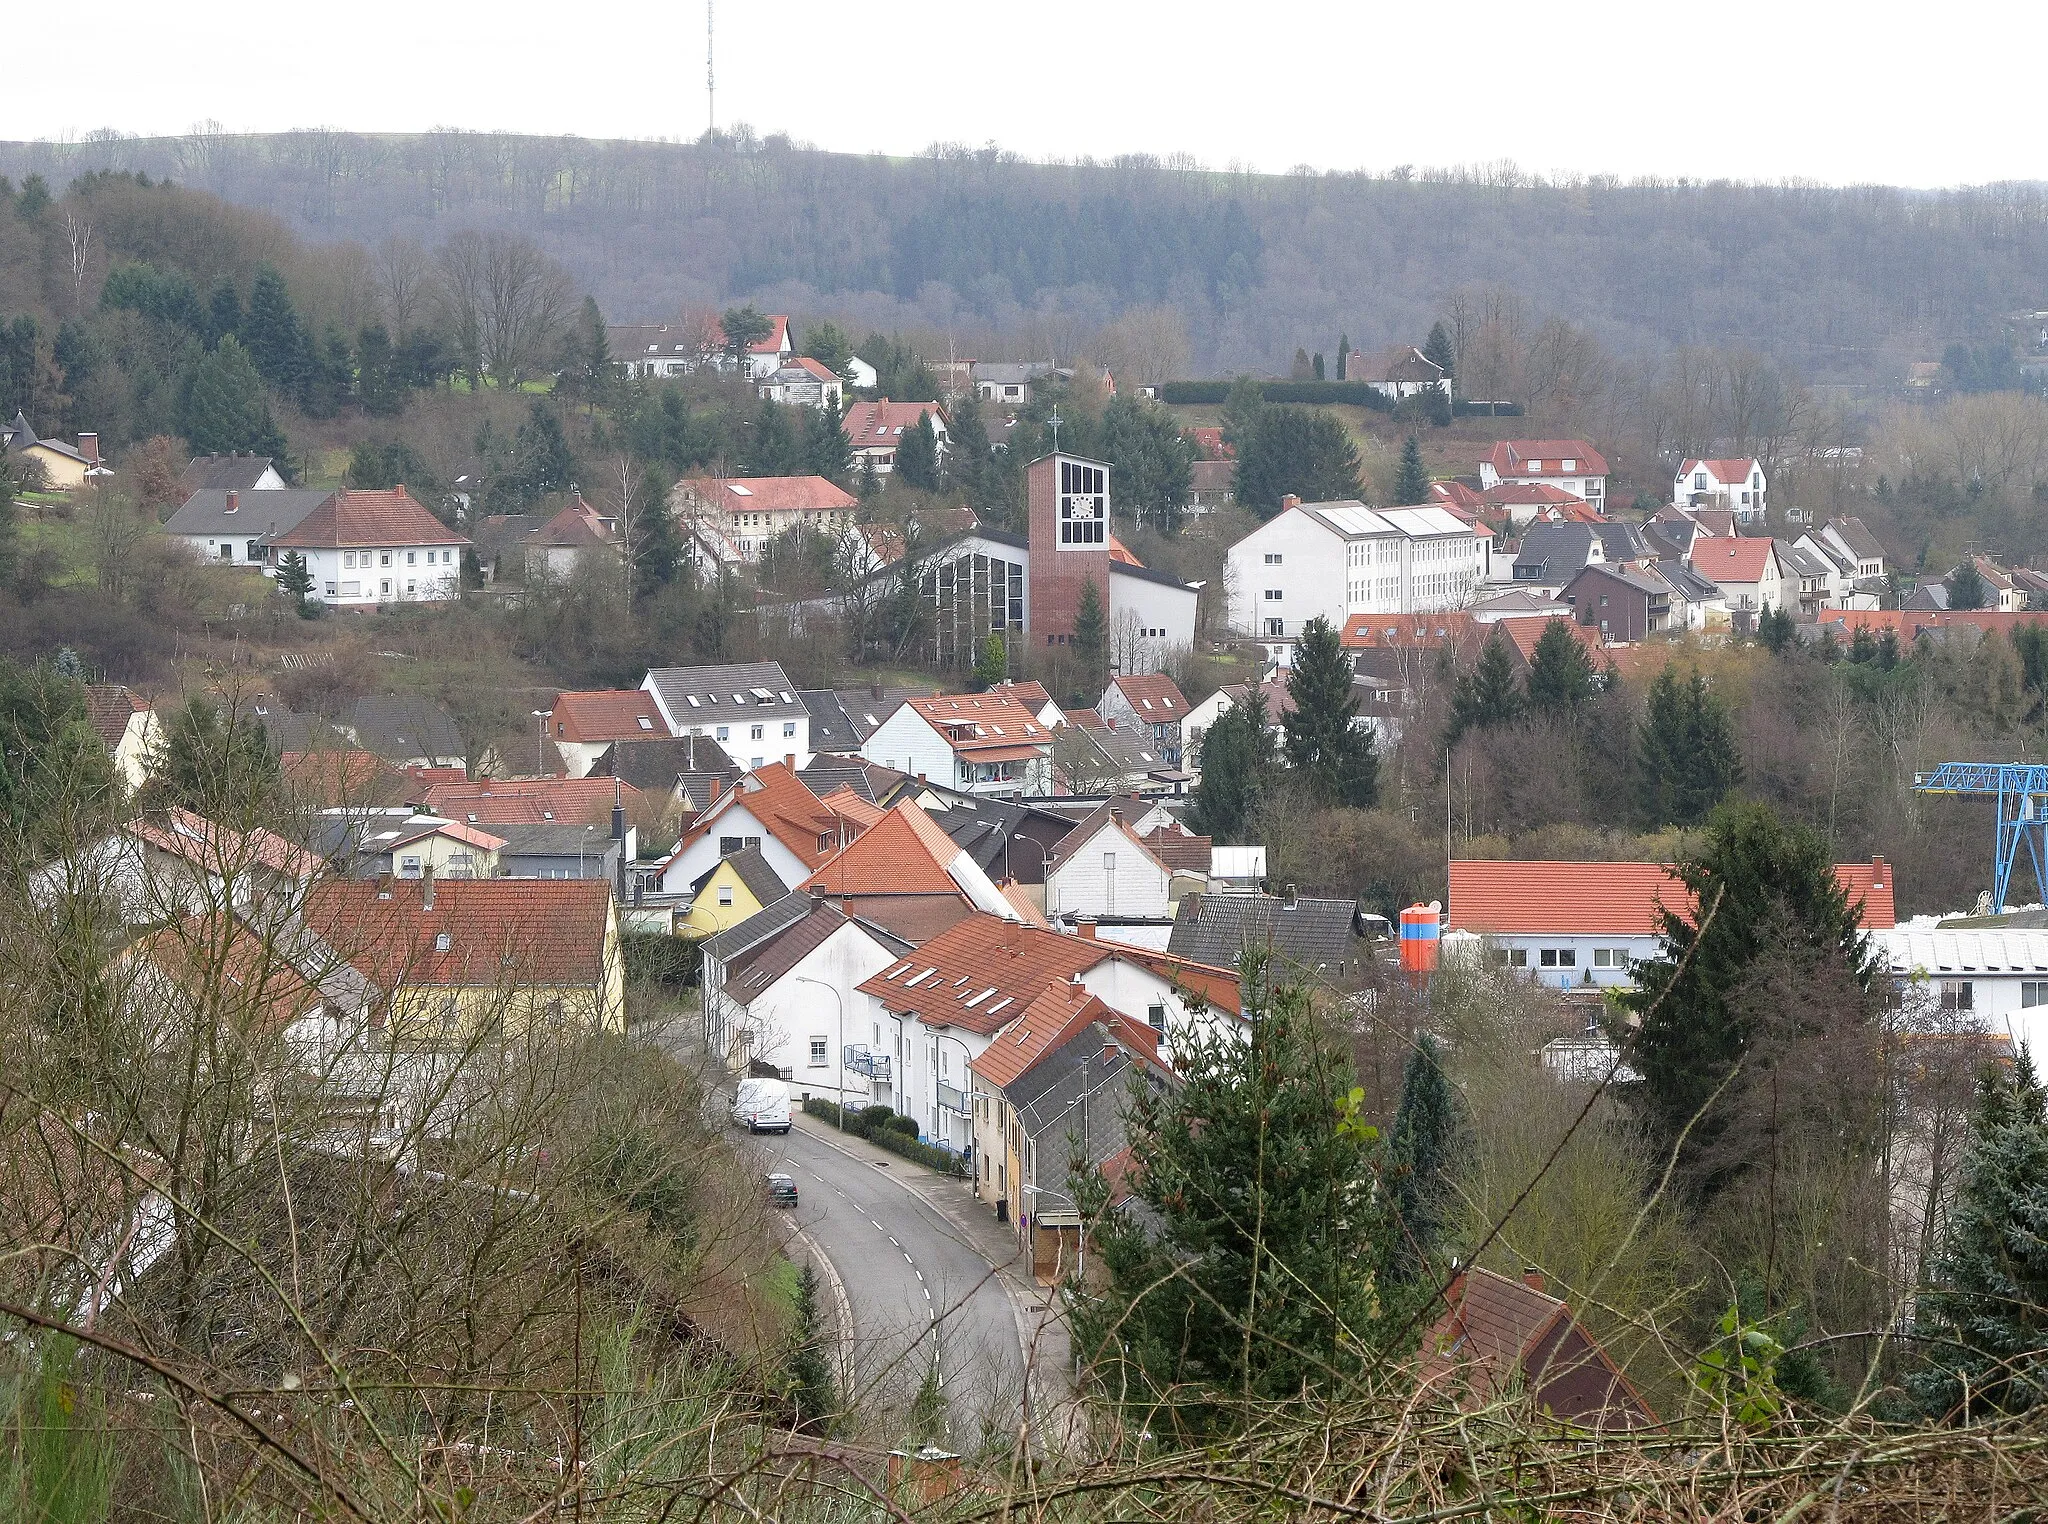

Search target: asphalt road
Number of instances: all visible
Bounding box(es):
[753,1124,1028,1448]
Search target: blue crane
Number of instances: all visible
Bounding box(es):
[1913,763,2048,911]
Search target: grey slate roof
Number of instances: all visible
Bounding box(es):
[1168,892,1359,972]
[1512,523,1599,581]
[178,454,280,494]
[719,901,913,1004]
[348,695,465,765]
[702,891,817,964]
[1827,516,1885,562]
[1778,541,1835,579]
[490,822,619,859]
[1639,522,1694,563]
[832,687,938,742]
[1658,562,1723,603]
[800,690,862,752]
[592,736,740,797]
[165,488,332,541]
[689,843,793,907]
[645,661,805,731]
[798,757,877,803]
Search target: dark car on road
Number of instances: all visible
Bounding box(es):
[765,1172,799,1208]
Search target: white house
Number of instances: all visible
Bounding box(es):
[859,692,1054,799]
[700,896,912,1106]
[1818,517,1888,585]
[671,475,859,564]
[1358,345,1449,402]
[656,760,844,895]
[1676,458,1768,523]
[1226,498,1482,663]
[85,686,159,793]
[1043,805,1176,924]
[1687,535,1793,618]
[973,361,1056,408]
[758,357,845,410]
[1871,920,2048,1058]
[846,356,879,390]
[842,400,950,474]
[163,488,334,570]
[267,489,466,608]
[1451,858,1896,990]
[1478,440,1609,512]
[856,912,1244,1150]
[641,660,812,771]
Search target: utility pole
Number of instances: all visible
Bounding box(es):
[706,1,716,136]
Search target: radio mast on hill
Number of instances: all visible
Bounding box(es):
[706,2,716,136]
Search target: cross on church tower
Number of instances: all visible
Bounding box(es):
[1047,406,1061,453]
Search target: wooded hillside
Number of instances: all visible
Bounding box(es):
[2,132,2044,382]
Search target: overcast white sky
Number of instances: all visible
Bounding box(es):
[12,0,2033,188]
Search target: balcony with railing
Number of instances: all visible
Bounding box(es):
[843,1044,891,1081]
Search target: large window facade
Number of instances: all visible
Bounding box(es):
[1059,460,1107,545]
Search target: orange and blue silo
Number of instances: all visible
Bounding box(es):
[1399,901,1442,985]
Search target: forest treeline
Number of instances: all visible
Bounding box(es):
[1,130,2044,380]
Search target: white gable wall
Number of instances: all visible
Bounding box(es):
[659,798,813,894]
[1046,820,1171,920]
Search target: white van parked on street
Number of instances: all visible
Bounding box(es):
[732,1077,792,1134]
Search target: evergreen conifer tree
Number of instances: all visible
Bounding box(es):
[1635,666,1743,827]
[1071,578,1107,688]
[1336,334,1351,381]
[970,633,1007,691]
[1312,351,1326,381]
[1219,376,1267,455]
[1394,434,1430,504]
[1911,1052,2048,1418]
[1283,616,1378,807]
[1757,604,1797,653]
[1292,347,1314,380]
[804,401,853,486]
[1069,956,1408,1430]
[1387,1035,1464,1280]
[276,552,314,609]
[1446,631,1524,744]
[857,452,879,504]
[1188,687,1270,841]
[1621,801,1875,1189]
[205,278,241,349]
[1524,619,1600,714]
[0,658,119,864]
[242,267,306,392]
[1423,321,1455,378]
[745,397,802,476]
[787,1263,839,1434]
[718,305,773,366]
[180,337,287,459]
[1236,406,1365,515]
[141,696,284,823]
[633,466,686,598]
[1950,559,1988,611]
[894,412,942,491]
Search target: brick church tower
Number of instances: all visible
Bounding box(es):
[1025,452,1111,645]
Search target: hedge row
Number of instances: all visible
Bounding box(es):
[802,1097,971,1177]
[622,932,700,994]
[1157,380,1394,409]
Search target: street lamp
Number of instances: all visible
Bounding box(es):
[793,975,845,1130]
[531,709,553,777]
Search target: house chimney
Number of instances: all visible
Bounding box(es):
[394,482,407,496]
[225,490,239,514]
[810,883,827,903]
[1871,855,1888,888]
[1283,883,1298,910]
[1522,1267,1546,1293]
[785,753,795,769]
[1281,493,1301,513]
[421,865,436,911]
[1078,920,1097,941]
[78,432,98,466]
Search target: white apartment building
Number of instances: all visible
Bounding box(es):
[1676,458,1769,523]
[1226,498,1482,660]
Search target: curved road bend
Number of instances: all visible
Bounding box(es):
[757,1124,1027,1448]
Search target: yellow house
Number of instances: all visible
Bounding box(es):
[678,844,792,940]
[302,876,627,1037]
[4,414,101,490]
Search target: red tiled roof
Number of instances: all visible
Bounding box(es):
[789,356,841,383]
[1109,673,1189,717]
[1493,615,1603,666]
[422,777,644,826]
[269,488,466,549]
[1140,821,1213,874]
[1341,612,1481,651]
[1108,534,1144,567]
[1450,858,1897,936]
[1421,1268,1656,1429]
[681,475,859,515]
[551,690,667,745]
[1824,608,2048,641]
[1116,947,1245,1017]
[1063,708,1106,729]
[302,878,612,989]
[1689,535,1777,584]
[843,399,946,446]
[534,497,616,548]
[1484,441,1609,479]
[707,313,790,354]
[83,685,148,750]
[991,679,1057,716]
[860,913,1107,1034]
[803,800,964,898]
[281,749,409,806]
[131,913,324,1036]
[1480,482,1582,506]
[902,693,1053,754]
[819,786,885,831]
[1183,426,1233,461]
[670,761,843,871]
[127,807,323,881]
[1679,458,1761,485]
[969,984,1161,1091]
